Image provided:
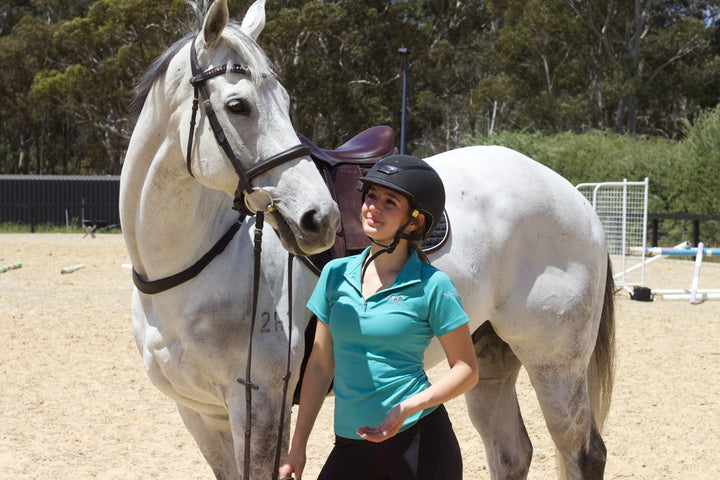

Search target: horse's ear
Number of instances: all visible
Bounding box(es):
[203,0,229,47]
[240,0,266,41]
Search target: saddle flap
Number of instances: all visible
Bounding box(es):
[332,164,372,252]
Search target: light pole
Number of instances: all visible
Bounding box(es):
[398,47,409,154]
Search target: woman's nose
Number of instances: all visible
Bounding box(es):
[365,199,380,212]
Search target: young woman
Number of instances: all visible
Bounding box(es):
[279,154,478,480]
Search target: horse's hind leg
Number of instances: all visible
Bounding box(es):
[524,363,606,480]
[176,404,238,480]
[465,322,532,480]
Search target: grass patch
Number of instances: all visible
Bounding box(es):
[0,222,121,234]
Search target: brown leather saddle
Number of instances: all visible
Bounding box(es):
[298,126,449,275]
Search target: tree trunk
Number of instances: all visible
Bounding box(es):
[615,93,625,134]
[627,96,638,134]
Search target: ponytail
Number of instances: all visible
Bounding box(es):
[409,240,430,264]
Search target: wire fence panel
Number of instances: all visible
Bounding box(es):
[576,178,649,287]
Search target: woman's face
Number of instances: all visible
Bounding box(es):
[362,184,416,244]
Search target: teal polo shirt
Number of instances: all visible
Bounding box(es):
[307,247,469,440]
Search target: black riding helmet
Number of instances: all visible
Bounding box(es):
[359,154,445,240]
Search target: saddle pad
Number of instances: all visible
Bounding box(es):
[421,210,449,253]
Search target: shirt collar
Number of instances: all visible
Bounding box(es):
[345,246,423,294]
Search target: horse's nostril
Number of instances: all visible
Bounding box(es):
[300,209,320,234]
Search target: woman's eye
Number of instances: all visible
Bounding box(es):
[227,99,249,115]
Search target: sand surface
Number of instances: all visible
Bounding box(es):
[1,233,719,479]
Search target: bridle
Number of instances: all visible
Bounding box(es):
[187,36,310,215]
[134,35,310,480]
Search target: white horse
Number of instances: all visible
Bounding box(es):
[121,1,340,478]
[121,1,615,480]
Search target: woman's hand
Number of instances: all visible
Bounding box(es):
[358,324,478,443]
[279,447,306,480]
[356,402,412,442]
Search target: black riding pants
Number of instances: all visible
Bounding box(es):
[317,405,463,480]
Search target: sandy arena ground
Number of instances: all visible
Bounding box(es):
[1,233,719,479]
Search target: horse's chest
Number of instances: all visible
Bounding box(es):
[137,297,243,374]
[136,291,291,387]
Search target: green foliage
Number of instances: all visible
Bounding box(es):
[0,0,718,178]
[673,106,720,214]
[465,105,720,245]
[0,222,121,234]
[1,0,193,174]
[264,0,427,147]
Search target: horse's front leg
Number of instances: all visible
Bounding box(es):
[176,405,238,480]
[226,376,293,480]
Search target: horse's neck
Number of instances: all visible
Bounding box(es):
[122,142,236,281]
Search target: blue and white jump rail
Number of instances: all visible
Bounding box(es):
[643,246,720,257]
[648,242,719,303]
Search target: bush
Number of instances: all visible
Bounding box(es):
[464,108,720,246]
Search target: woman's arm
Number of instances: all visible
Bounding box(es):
[356,323,478,442]
[279,321,335,480]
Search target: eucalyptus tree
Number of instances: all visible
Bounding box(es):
[28,0,190,173]
[566,0,716,136]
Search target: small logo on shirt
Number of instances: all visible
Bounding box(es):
[388,295,406,304]
[444,290,461,301]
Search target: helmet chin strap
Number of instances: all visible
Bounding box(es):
[361,210,419,284]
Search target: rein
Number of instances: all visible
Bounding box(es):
[235,212,295,480]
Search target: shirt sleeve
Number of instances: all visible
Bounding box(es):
[426,270,469,337]
[306,260,334,324]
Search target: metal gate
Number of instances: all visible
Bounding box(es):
[576,178,649,287]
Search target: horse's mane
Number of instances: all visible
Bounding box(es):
[130,35,193,120]
[130,22,276,121]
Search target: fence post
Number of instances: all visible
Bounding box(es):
[651,218,659,247]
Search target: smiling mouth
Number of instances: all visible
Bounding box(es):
[365,216,383,226]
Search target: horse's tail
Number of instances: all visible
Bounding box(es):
[588,254,616,431]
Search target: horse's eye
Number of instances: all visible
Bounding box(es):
[227,99,249,116]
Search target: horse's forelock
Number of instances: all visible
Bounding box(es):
[222,22,277,83]
[130,22,275,120]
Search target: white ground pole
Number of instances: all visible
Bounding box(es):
[60,264,85,274]
[661,293,720,301]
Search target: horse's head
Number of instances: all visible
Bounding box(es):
[186,0,339,256]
